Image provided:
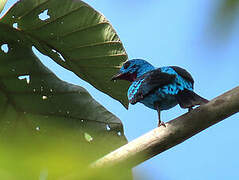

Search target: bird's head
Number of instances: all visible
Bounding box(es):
[111,59,154,82]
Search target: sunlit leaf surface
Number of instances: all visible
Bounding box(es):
[0,0,130,108]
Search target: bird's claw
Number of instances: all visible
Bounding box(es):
[158,121,166,127]
[188,107,193,112]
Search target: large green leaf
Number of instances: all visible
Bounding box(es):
[0,22,130,178]
[0,0,130,108]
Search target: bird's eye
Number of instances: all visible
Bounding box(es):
[123,61,130,69]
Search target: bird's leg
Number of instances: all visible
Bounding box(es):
[154,102,166,127]
[188,107,193,112]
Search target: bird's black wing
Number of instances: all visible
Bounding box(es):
[170,66,194,87]
[128,69,176,104]
[170,66,208,108]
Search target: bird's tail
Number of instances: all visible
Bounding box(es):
[176,89,209,109]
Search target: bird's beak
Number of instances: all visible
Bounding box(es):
[111,72,123,81]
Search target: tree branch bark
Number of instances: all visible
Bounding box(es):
[91,86,239,169]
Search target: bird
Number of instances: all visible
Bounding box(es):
[111,59,209,127]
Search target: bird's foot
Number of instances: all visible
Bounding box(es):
[158,121,166,127]
[188,107,193,112]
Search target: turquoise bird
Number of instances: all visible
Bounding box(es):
[112,59,209,127]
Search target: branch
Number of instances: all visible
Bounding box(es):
[91,86,239,169]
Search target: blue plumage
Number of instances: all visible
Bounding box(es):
[112,59,208,127]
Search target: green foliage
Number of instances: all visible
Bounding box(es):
[0,139,132,180]
[1,0,129,108]
[0,0,131,179]
[205,0,239,43]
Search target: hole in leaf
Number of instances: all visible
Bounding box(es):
[1,44,9,53]
[18,75,30,84]
[52,48,66,62]
[38,9,50,21]
[106,124,111,131]
[36,126,40,131]
[117,131,122,136]
[42,95,47,100]
[13,22,18,29]
[84,132,93,142]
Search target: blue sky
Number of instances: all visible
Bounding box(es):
[1,1,239,180]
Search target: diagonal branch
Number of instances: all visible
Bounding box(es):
[91,86,239,169]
